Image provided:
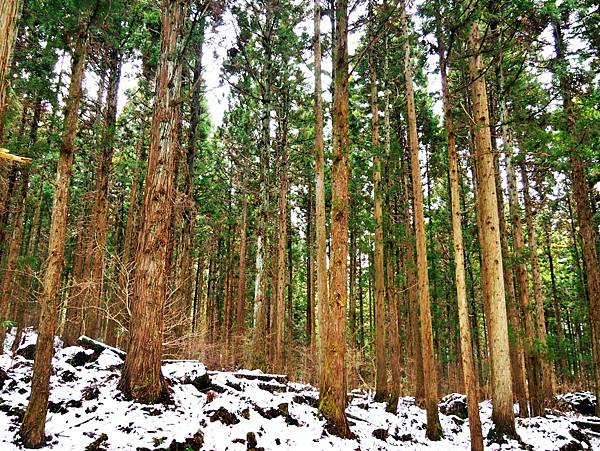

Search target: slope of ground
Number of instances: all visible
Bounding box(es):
[0,329,598,450]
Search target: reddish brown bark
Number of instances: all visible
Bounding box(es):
[117,0,188,404]
[20,10,93,446]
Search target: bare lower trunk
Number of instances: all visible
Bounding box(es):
[468,22,516,439]
[20,12,92,445]
[314,0,328,386]
[402,2,442,440]
[84,48,121,340]
[118,0,187,404]
[521,158,554,401]
[370,40,387,402]
[438,31,483,450]
[318,0,352,437]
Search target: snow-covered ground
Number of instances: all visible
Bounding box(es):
[1,329,598,450]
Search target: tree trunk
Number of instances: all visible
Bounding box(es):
[84,47,121,341]
[521,158,555,401]
[118,0,187,404]
[0,0,21,140]
[553,18,600,415]
[505,125,545,416]
[370,38,387,403]
[177,33,204,340]
[402,2,442,440]
[438,30,483,450]
[313,0,328,383]
[318,0,352,437]
[235,196,248,353]
[468,22,517,438]
[273,154,288,372]
[0,168,28,344]
[19,9,93,446]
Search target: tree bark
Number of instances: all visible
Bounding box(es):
[118,0,188,404]
[468,22,517,438]
[402,2,442,440]
[521,158,555,402]
[370,36,387,403]
[0,0,21,140]
[438,29,483,450]
[313,0,328,383]
[84,47,121,341]
[553,18,600,415]
[20,8,93,446]
[318,0,352,437]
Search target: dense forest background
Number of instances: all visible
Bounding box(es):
[0,0,599,447]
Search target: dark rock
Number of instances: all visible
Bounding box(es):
[0,403,24,420]
[556,392,597,416]
[49,401,69,414]
[83,386,100,401]
[559,440,585,451]
[68,350,101,367]
[240,407,250,419]
[246,431,264,451]
[85,433,108,451]
[0,368,9,389]
[16,343,36,360]
[277,403,289,416]
[226,380,242,391]
[292,394,318,408]
[209,407,240,426]
[439,393,468,419]
[60,370,77,383]
[232,438,245,444]
[66,399,83,409]
[258,382,286,394]
[372,428,388,441]
[569,428,592,448]
[168,430,204,450]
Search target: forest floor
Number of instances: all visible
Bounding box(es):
[0,330,599,450]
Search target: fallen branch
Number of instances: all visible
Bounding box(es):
[0,148,32,164]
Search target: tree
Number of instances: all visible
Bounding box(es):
[0,0,21,139]
[402,0,442,440]
[468,21,517,439]
[19,4,98,446]
[117,0,188,403]
[318,0,352,437]
[437,17,483,450]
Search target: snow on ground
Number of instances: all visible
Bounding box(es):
[1,329,598,450]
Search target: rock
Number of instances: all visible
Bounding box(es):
[85,433,108,451]
[68,350,101,367]
[247,431,264,451]
[49,401,69,414]
[83,385,100,401]
[16,343,36,360]
[292,394,318,408]
[0,368,9,389]
[209,407,240,426]
[372,428,388,441]
[556,392,597,416]
[439,393,468,419]
[60,370,77,383]
[167,430,204,450]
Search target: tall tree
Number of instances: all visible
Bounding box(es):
[402,0,442,440]
[118,0,188,403]
[437,22,483,451]
[318,0,352,437]
[468,21,517,439]
[19,4,98,446]
[553,15,600,416]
